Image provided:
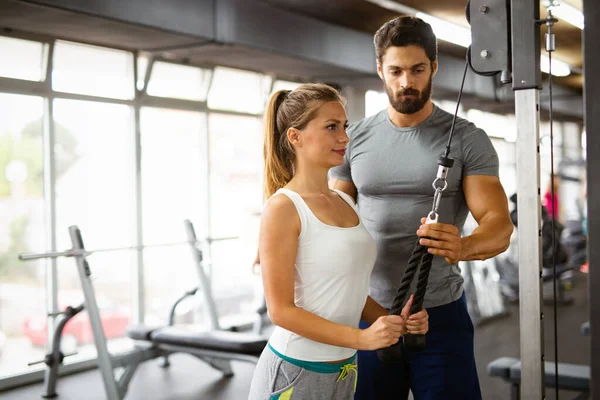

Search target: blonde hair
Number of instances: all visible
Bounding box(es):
[263,83,344,199]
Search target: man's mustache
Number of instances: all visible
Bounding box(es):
[397,89,420,97]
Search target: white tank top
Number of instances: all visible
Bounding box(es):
[268,188,377,362]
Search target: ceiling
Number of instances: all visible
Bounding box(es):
[0,0,380,82]
[0,0,584,98]
[0,0,206,50]
[263,0,584,92]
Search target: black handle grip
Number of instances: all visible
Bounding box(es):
[376,341,404,363]
[403,333,426,351]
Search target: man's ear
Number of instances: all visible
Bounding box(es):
[377,62,384,80]
[431,60,438,77]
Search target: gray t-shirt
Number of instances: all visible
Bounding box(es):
[329,105,499,309]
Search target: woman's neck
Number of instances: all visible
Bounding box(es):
[286,167,332,196]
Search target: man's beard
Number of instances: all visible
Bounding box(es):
[384,74,433,115]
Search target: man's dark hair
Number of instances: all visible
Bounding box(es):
[374,16,438,64]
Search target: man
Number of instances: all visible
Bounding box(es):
[329,16,513,399]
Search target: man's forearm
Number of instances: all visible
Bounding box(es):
[460,215,513,261]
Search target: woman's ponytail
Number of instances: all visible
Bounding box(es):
[263,90,294,199]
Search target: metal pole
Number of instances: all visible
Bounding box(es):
[510,0,544,396]
[583,0,600,396]
[68,226,120,400]
[43,40,58,350]
[19,238,239,260]
[515,89,545,399]
[20,250,79,260]
[133,52,145,325]
[184,220,221,330]
[203,88,214,326]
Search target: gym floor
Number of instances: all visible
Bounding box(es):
[4,272,589,400]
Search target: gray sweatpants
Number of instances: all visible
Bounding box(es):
[248,346,357,400]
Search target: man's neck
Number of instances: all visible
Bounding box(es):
[387,101,434,128]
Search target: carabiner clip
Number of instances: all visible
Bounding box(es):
[427,187,444,225]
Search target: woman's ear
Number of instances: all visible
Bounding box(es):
[287,127,301,147]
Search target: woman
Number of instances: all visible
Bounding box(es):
[248,84,428,400]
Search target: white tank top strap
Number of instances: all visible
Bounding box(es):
[332,189,359,213]
[273,188,309,239]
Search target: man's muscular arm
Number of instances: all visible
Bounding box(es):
[417,175,513,264]
[459,175,513,260]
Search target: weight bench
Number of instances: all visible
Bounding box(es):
[127,219,269,376]
[128,311,267,368]
[128,325,266,376]
[487,357,590,399]
[127,298,267,377]
[20,223,268,399]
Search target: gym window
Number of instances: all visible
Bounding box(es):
[146,61,212,101]
[0,37,48,82]
[207,67,272,114]
[52,41,134,100]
